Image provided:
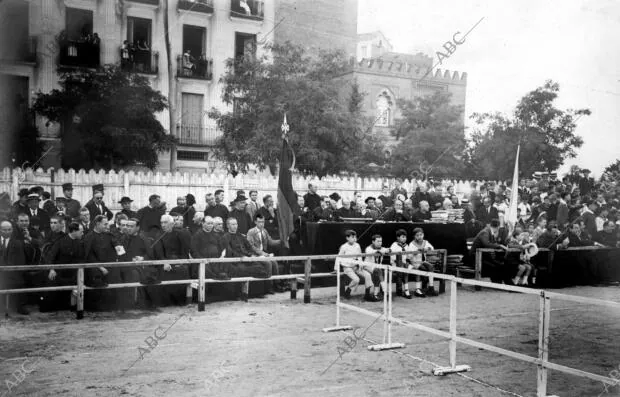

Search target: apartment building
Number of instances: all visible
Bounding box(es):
[0,0,274,172]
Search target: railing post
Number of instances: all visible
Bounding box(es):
[474,250,482,291]
[198,261,206,312]
[241,281,249,302]
[537,292,551,397]
[290,276,297,300]
[76,268,84,320]
[304,258,311,303]
[449,279,457,368]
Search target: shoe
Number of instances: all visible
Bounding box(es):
[402,290,413,299]
[364,293,380,302]
[344,287,352,299]
[413,288,426,298]
[512,277,520,285]
[425,287,439,297]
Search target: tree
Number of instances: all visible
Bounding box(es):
[468,80,590,180]
[600,159,620,197]
[208,42,384,177]
[32,65,176,170]
[389,90,466,180]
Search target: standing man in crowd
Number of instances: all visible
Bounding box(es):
[86,184,113,221]
[246,190,261,220]
[171,196,194,228]
[137,194,166,240]
[1,220,29,315]
[229,195,253,235]
[45,222,84,311]
[77,207,92,234]
[206,189,229,224]
[303,183,321,212]
[119,197,137,219]
[26,193,50,235]
[62,183,81,220]
[258,194,279,239]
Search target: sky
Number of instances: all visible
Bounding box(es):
[358,0,620,178]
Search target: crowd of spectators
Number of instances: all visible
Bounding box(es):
[1,169,618,315]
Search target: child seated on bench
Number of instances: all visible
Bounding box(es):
[408,227,438,296]
[389,229,425,298]
[364,234,390,300]
[335,230,380,302]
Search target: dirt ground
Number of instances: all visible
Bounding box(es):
[0,284,619,397]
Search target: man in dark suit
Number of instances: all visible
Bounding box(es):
[475,197,499,226]
[468,219,509,284]
[0,220,29,315]
[303,183,322,212]
[205,189,229,225]
[581,199,598,238]
[42,192,58,217]
[119,196,137,219]
[11,188,30,220]
[229,195,253,235]
[26,193,51,235]
[62,183,82,220]
[85,184,113,222]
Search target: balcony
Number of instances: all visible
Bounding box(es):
[120,47,159,75]
[128,0,159,5]
[230,0,264,21]
[177,54,213,80]
[177,125,222,146]
[178,0,214,14]
[59,40,100,69]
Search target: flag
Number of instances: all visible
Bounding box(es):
[276,114,299,248]
[506,144,521,234]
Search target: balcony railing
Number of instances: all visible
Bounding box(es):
[120,47,159,75]
[230,0,264,20]
[177,125,222,146]
[59,40,100,68]
[128,0,159,5]
[177,54,213,80]
[178,0,214,13]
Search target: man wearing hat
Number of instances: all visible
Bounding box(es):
[229,195,253,235]
[11,188,30,219]
[61,183,81,220]
[119,197,137,219]
[26,193,51,235]
[579,169,594,196]
[86,184,113,221]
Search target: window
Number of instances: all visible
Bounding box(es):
[177,151,209,161]
[127,17,152,46]
[375,90,393,127]
[360,45,367,58]
[65,8,93,41]
[234,32,256,62]
[183,25,206,59]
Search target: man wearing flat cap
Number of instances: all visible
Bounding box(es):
[62,183,81,220]
[11,188,30,219]
[119,197,137,219]
[86,184,113,221]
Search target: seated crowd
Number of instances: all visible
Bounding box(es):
[0,169,619,314]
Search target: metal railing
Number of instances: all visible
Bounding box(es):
[326,254,620,397]
[120,47,159,75]
[176,54,213,80]
[178,0,214,13]
[59,40,100,68]
[230,0,264,20]
[176,124,222,146]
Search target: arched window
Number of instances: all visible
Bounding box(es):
[376,90,393,127]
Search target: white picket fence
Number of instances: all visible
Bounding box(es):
[0,167,502,211]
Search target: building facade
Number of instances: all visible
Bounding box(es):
[0,0,275,172]
[345,31,467,150]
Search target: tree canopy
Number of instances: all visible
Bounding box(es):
[467,80,590,180]
[389,90,466,180]
[32,65,176,170]
[209,42,384,177]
